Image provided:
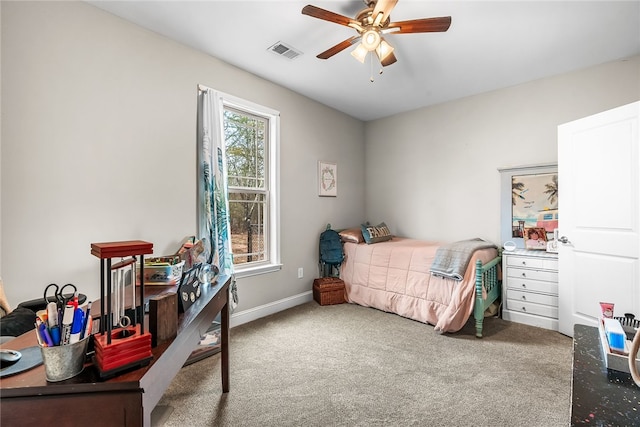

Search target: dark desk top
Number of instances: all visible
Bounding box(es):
[571,324,640,426]
[0,275,230,395]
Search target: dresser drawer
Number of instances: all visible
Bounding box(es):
[506,277,558,294]
[506,256,558,271]
[507,267,558,283]
[506,289,558,307]
[502,251,559,330]
[506,299,558,318]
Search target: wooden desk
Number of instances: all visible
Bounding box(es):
[571,324,640,425]
[0,275,231,427]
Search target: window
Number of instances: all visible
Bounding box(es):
[224,107,268,265]
[215,92,280,277]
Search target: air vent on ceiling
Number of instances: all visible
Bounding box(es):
[268,41,303,60]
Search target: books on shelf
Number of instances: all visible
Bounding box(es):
[184,320,221,366]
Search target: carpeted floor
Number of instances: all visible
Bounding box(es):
[156,302,572,426]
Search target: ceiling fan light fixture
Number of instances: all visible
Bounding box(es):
[350,43,368,63]
[376,38,394,61]
[361,28,381,51]
[302,2,453,68]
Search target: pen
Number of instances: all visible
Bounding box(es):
[34,322,44,346]
[60,304,75,345]
[36,309,48,324]
[41,324,54,347]
[46,302,58,329]
[70,291,79,309]
[36,318,54,347]
[80,303,92,339]
[50,325,61,346]
[69,307,85,344]
[84,314,93,339]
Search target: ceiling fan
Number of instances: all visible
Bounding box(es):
[302,0,451,67]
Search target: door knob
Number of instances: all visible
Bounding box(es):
[558,236,570,244]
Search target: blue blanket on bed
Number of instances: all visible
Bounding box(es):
[430,238,497,281]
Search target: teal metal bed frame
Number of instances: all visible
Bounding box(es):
[473,255,502,338]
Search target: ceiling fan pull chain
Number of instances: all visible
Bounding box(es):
[370,52,374,82]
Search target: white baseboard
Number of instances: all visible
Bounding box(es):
[229,291,313,328]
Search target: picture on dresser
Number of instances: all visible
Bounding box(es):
[511,172,558,238]
[523,227,548,250]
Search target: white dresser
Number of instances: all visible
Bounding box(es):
[502,249,559,331]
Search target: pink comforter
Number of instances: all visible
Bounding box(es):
[340,237,498,333]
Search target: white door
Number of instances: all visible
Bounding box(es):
[558,102,639,337]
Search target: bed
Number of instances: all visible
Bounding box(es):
[338,230,501,338]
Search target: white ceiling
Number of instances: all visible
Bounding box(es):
[88,1,640,121]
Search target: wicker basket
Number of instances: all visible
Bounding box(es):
[313,277,346,306]
[138,259,185,285]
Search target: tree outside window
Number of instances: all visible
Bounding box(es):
[223,107,268,266]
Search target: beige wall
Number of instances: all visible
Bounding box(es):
[365,56,640,244]
[1,1,365,308]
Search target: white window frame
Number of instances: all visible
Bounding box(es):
[213,91,281,278]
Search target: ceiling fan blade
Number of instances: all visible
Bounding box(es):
[387,16,452,34]
[380,51,397,67]
[316,36,360,59]
[302,5,357,27]
[372,0,398,25]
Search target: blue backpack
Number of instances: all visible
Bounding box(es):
[319,224,344,277]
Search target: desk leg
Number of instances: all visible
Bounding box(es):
[221,299,230,393]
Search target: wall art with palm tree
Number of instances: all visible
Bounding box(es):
[511,173,558,238]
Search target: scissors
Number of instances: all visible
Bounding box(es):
[43,283,77,310]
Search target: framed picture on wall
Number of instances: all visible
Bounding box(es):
[318,161,337,197]
[499,163,558,249]
[511,172,558,238]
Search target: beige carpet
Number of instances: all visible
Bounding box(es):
[157,302,572,426]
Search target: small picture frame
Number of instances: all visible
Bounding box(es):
[523,227,548,250]
[177,263,203,313]
[318,161,337,197]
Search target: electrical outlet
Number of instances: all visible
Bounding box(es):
[297,267,303,279]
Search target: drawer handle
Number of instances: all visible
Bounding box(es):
[521,261,526,265]
[521,295,526,300]
[521,283,526,288]
[521,272,527,277]
[522,307,527,311]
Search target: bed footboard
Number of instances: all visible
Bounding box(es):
[474,255,501,338]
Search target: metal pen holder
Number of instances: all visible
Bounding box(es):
[40,336,90,382]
